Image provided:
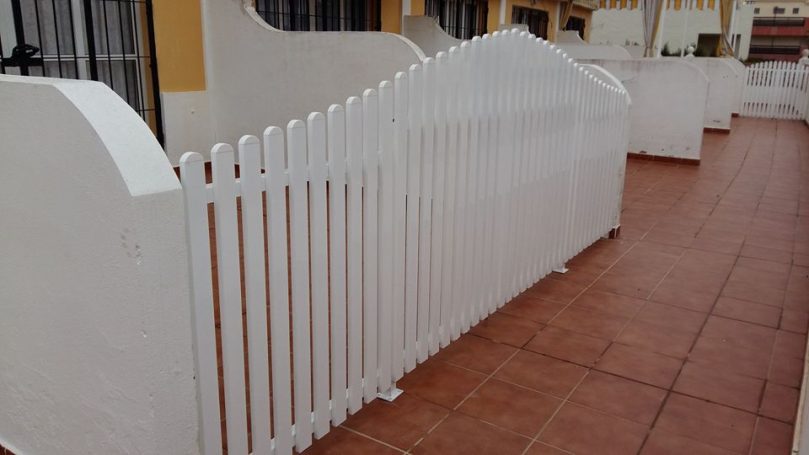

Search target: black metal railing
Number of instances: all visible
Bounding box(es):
[255,0,382,31]
[0,0,164,145]
[749,45,802,54]
[753,16,806,27]
[425,0,488,40]
[512,6,549,40]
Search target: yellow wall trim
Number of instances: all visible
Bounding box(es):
[152,0,206,92]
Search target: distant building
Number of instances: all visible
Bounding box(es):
[589,0,754,60]
[748,0,809,61]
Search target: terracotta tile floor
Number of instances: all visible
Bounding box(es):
[301,118,809,454]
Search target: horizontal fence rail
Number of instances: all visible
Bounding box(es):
[180,29,630,455]
[741,61,809,120]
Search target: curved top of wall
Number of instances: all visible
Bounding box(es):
[557,31,587,44]
[199,0,426,152]
[0,75,177,197]
[402,15,462,59]
[556,43,634,61]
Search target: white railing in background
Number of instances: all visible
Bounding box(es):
[742,61,809,120]
[180,29,630,455]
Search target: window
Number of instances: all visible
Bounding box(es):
[0,0,163,143]
[425,0,488,40]
[512,6,549,39]
[793,7,800,13]
[774,6,785,13]
[565,16,586,39]
[754,7,760,13]
[255,0,382,31]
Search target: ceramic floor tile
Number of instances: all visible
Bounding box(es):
[539,403,647,455]
[494,350,588,398]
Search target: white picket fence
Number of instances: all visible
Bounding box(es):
[180,29,630,455]
[741,61,809,119]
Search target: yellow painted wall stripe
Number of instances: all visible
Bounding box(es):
[152,0,206,92]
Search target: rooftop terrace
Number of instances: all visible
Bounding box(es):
[300,118,809,455]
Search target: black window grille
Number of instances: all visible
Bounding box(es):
[773,6,785,14]
[255,0,382,31]
[512,6,549,40]
[0,0,164,145]
[792,7,799,13]
[565,16,586,39]
[425,0,488,40]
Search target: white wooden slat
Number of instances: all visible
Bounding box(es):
[377,81,395,390]
[404,63,423,372]
[362,89,380,402]
[443,46,460,342]
[263,126,294,455]
[455,41,472,330]
[307,112,331,438]
[345,97,364,412]
[287,120,314,451]
[417,57,435,363]
[210,143,249,455]
[237,136,272,455]
[326,105,348,425]
[392,72,408,379]
[432,51,449,352]
[179,152,223,455]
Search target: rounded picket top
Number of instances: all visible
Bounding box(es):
[395,71,408,82]
[492,31,500,38]
[363,88,378,99]
[460,41,470,50]
[264,125,284,139]
[449,46,460,56]
[510,28,520,34]
[435,51,447,61]
[180,150,204,165]
[328,104,345,114]
[409,63,422,73]
[529,33,536,40]
[308,111,325,123]
[287,119,306,131]
[378,80,393,90]
[211,142,235,157]
[238,134,260,148]
[346,96,362,107]
[482,33,490,40]
[472,36,481,42]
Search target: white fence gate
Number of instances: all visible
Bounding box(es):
[180,29,630,455]
[741,61,809,119]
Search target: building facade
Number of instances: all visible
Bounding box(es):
[0,0,596,157]
[590,0,754,59]
[748,0,809,61]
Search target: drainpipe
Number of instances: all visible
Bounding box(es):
[499,0,507,26]
[403,0,412,18]
[729,0,738,54]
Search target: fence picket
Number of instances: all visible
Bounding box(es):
[377,81,396,389]
[263,127,293,455]
[210,144,249,455]
[237,136,272,455]
[179,152,222,455]
[326,105,348,425]
[346,97,364,413]
[362,89,380,401]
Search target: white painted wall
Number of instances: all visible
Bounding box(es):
[402,15,462,59]
[665,56,737,129]
[581,59,709,160]
[557,43,634,60]
[0,75,198,455]
[591,5,754,60]
[724,57,746,113]
[170,0,424,164]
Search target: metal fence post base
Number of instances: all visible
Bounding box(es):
[377,384,404,402]
[552,265,569,274]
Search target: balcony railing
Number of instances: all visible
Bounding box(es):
[749,45,802,55]
[753,16,806,27]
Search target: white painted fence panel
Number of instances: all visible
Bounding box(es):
[180,30,630,455]
[742,61,809,120]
